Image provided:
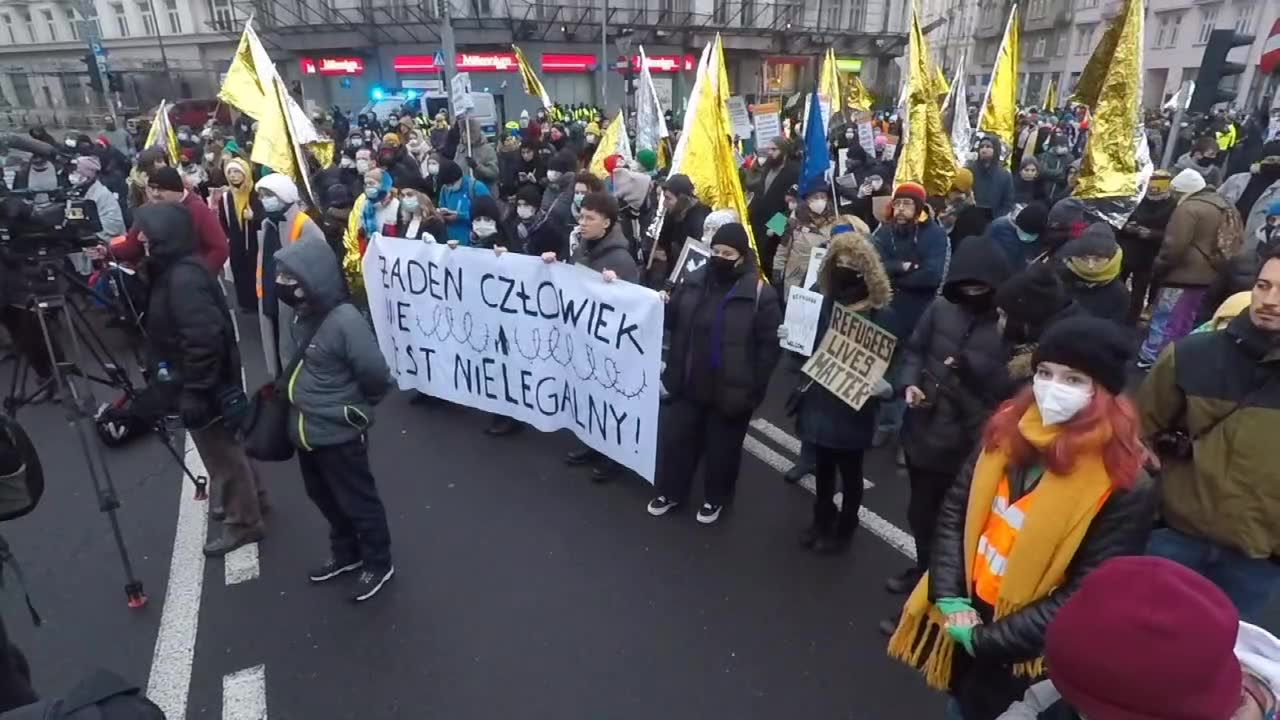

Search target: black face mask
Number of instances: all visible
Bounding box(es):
[1003,318,1034,345]
[831,267,869,305]
[708,256,741,281]
[1257,162,1280,181]
[277,285,304,307]
[945,286,995,312]
[1195,156,1215,167]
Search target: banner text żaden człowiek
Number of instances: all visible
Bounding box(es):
[363,235,665,481]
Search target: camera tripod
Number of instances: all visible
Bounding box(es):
[1,261,208,609]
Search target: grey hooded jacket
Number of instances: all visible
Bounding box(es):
[275,236,391,449]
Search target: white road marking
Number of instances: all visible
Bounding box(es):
[742,427,913,561]
[146,434,208,720]
[224,543,260,585]
[749,418,803,455]
[222,665,268,720]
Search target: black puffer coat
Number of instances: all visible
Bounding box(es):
[900,237,1013,473]
[664,266,783,418]
[139,202,240,421]
[928,459,1157,718]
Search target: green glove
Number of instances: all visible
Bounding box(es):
[935,597,973,616]
[947,623,976,656]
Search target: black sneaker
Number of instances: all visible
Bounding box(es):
[352,566,395,602]
[308,557,363,583]
[696,503,723,525]
[647,496,678,516]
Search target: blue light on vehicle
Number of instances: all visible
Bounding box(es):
[404,89,419,100]
[371,86,385,101]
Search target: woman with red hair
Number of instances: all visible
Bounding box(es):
[887,316,1157,720]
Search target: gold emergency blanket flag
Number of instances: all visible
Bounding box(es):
[934,65,951,100]
[588,109,633,179]
[513,45,553,110]
[1071,0,1151,227]
[144,99,181,164]
[895,4,956,196]
[977,4,1019,149]
[662,34,760,269]
[847,74,874,112]
[1043,81,1058,111]
[819,48,843,128]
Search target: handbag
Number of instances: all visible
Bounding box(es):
[242,309,334,462]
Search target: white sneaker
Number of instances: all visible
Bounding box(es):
[647,496,678,516]
[696,503,722,524]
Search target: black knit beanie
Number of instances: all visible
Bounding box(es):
[710,222,751,256]
[1059,222,1119,260]
[515,184,542,208]
[1032,316,1131,395]
[1015,203,1049,235]
[437,158,463,185]
[995,262,1068,326]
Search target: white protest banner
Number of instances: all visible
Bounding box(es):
[803,245,828,291]
[752,101,781,143]
[801,303,897,410]
[780,286,823,356]
[451,72,474,115]
[363,236,665,481]
[858,120,876,156]
[727,96,753,138]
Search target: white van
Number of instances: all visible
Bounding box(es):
[357,91,498,137]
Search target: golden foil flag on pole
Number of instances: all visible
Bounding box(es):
[977,4,1019,150]
[513,45,553,110]
[588,109,633,178]
[895,2,957,196]
[819,48,843,128]
[1072,0,1152,227]
[847,74,875,111]
[143,100,181,165]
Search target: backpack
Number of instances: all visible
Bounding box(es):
[1212,205,1245,265]
[0,670,164,720]
[0,417,42,522]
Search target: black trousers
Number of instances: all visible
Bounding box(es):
[812,446,864,537]
[906,465,954,572]
[298,436,393,571]
[656,399,751,507]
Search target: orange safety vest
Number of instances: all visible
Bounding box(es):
[973,476,1035,606]
[256,212,309,299]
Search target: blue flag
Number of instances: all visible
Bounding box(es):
[798,87,828,198]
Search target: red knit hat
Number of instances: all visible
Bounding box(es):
[603,154,623,175]
[1045,556,1242,720]
[893,182,927,207]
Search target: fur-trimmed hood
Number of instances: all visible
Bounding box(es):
[817,221,892,310]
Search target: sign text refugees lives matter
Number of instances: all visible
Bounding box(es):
[801,304,896,410]
[364,236,665,481]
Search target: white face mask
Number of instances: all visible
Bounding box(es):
[365,187,380,199]
[356,160,372,174]
[473,219,497,237]
[260,196,285,214]
[516,205,535,220]
[340,157,356,169]
[400,196,420,213]
[204,153,215,163]
[1032,376,1094,425]
[808,198,828,215]
[546,170,562,183]
[68,172,86,186]
[427,162,440,176]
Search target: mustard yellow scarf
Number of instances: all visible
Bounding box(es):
[1065,248,1123,285]
[887,407,1113,689]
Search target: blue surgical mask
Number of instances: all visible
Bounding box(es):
[261,196,285,214]
[401,196,420,213]
[1015,227,1038,244]
[365,187,380,200]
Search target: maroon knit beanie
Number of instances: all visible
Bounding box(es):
[1045,556,1241,720]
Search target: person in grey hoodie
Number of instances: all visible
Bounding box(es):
[969,135,1015,218]
[274,236,395,603]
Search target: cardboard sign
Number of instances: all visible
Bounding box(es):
[803,245,828,292]
[752,101,782,144]
[858,120,876,156]
[780,286,823,356]
[450,72,474,115]
[801,304,897,410]
[727,96,753,138]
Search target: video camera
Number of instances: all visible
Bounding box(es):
[0,186,102,259]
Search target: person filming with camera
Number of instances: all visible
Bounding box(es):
[1139,246,1280,622]
[131,201,264,558]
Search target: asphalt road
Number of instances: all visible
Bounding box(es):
[2,292,1273,719]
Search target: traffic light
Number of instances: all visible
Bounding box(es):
[107,73,122,93]
[1188,29,1254,114]
[82,52,103,93]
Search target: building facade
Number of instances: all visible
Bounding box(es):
[0,0,911,130]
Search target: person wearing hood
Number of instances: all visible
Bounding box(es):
[1117,170,1176,324]
[870,182,952,445]
[540,150,578,221]
[274,236,394,602]
[435,158,491,245]
[217,158,263,312]
[987,202,1049,271]
[747,136,801,273]
[513,139,546,194]
[1057,223,1130,324]
[1173,136,1224,188]
[375,134,421,186]
[467,195,513,251]
[135,202,264,557]
[1034,133,1073,199]
[254,173,326,378]
[1219,141,1280,249]
[884,236,1014,604]
[69,155,125,241]
[779,225,894,550]
[453,118,500,195]
[1012,156,1045,206]
[510,184,566,259]
[319,183,356,262]
[773,183,840,294]
[1138,168,1236,368]
[888,316,1156,720]
[579,121,601,166]
[652,173,711,286]
[496,134,524,200]
[396,176,447,243]
[609,154,652,258]
[969,136,1015,219]
[559,192,640,480]
[1038,197,1089,260]
[647,222,782,524]
[994,262,1087,393]
[403,127,433,178]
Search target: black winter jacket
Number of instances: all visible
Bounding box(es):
[1060,272,1131,325]
[664,268,783,418]
[928,459,1157,664]
[900,238,1013,473]
[138,202,240,424]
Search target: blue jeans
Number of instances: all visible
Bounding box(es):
[1148,527,1280,622]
